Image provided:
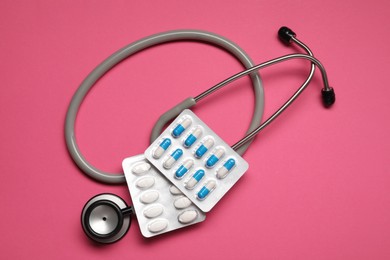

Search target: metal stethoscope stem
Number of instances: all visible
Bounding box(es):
[194,34,334,151]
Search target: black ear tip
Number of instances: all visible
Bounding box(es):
[278,26,296,44]
[321,88,336,108]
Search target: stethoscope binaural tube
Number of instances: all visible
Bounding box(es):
[197,51,335,151]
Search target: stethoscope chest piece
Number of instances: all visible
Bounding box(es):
[81,194,132,243]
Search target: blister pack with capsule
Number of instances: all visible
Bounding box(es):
[144,109,249,212]
[122,155,206,238]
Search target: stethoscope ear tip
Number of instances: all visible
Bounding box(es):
[81,194,132,244]
[278,26,296,45]
[321,87,336,108]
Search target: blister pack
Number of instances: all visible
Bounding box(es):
[144,109,249,212]
[122,154,206,238]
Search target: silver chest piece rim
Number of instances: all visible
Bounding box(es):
[81,194,131,243]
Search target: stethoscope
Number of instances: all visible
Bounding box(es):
[66,26,335,243]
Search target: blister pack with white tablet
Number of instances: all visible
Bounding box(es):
[144,109,249,212]
[123,154,206,238]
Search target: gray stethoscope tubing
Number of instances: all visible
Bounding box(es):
[65,30,265,184]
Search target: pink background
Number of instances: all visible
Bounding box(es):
[1,0,389,259]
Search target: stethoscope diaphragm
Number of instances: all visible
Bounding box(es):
[81,193,132,243]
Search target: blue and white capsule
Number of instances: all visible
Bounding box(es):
[216,158,236,179]
[206,148,225,168]
[197,180,216,200]
[184,126,202,148]
[195,138,214,158]
[185,169,205,189]
[175,159,194,179]
[172,118,192,138]
[163,148,183,169]
[152,138,171,159]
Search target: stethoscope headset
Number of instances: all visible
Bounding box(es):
[65,26,335,243]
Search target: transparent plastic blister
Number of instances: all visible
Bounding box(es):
[122,154,206,238]
[145,109,249,212]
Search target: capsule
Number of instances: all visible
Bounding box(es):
[172,118,192,137]
[163,148,183,169]
[175,159,194,179]
[185,169,205,189]
[197,180,216,200]
[216,158,236,179]
[206,148,225,168]
[153,138,171,159]
[195,138,214,158]
[184,127,202,148]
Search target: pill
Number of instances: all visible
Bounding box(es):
[136,176,155,189]
[169,185,183,195]
[185,169,205,189]
[132,162,151,175]
[178,210,198,224]
[195,138,214,158]
[153,138,172,159]
[173,196,192,209]
[184,127,202,148]
[206,148,225,168]
[143,205,164,218]
[197,180,216,200]
[216,158,236,179]
[148,219,168,233]
[172,118,192,137]
[163,148,183,169]
[175,159,194,179]
[140,190,159,204]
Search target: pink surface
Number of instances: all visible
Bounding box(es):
[1,0,389,259]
